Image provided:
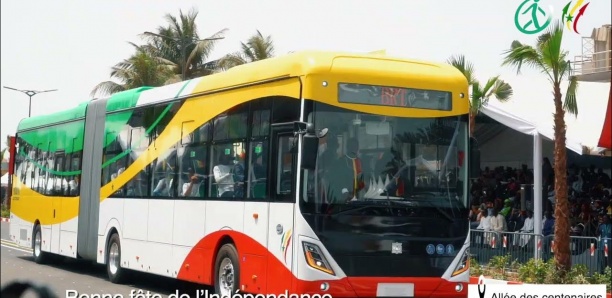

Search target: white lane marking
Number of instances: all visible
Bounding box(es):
[1,240,32,254]
[1,244,33,254]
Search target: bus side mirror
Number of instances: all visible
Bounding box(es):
[469,137,480,179]
[295,121,328,171]
[301,134,319,170]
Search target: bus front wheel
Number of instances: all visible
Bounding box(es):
[106,233,127,284]
[32,225,47,264]
[214,244,240,297]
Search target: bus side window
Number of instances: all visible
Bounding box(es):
[53,153,65,196]
[247,141,268,200]
[247,98,271,201]
[123,108,150,198]
[177,143,208,198]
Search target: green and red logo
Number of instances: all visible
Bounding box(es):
[561,0,590,34]
[514,0,591,35]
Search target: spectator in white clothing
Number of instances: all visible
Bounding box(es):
[491,208,507,232]
[514,210,534,247]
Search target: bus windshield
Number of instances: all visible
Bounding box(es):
[301,102,469,216]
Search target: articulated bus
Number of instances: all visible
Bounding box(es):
[9,51,475,297]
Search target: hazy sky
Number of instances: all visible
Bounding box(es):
[1,0,610,150]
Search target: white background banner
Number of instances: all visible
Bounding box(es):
[467,284,608,298]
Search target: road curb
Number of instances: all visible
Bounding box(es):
[1,217,9,222]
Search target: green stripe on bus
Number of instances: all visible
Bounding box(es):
[18,81,191,176]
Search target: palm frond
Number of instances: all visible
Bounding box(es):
[470,81,484,112]
[502,41,542,74]
[481,75,500,99]
[249,30,274,60]
[491,79,513,103]
[217,52,248,70]
[563,75,579,116]
[538,21,565,82]
[185,28,228,73]
[446,54,476,84]
[502,40,555,82]
[90,81,125,97]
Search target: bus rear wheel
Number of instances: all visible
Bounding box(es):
[214,244,240,297]
[106,233,127,284]
[32,225,47,264]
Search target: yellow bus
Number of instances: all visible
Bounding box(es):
[9,50,472,297]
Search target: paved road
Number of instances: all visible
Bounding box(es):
[1,222,213,298]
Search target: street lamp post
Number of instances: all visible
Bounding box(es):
[143,31,224,80]
[3,86,58,117]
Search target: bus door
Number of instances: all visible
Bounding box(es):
[51,152,65,255]
[266,123,297,292]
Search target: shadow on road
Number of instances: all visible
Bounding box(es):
[16,255,214,297]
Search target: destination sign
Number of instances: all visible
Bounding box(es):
[338,83,452,111]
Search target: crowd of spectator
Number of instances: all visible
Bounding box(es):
[468,160,612,267]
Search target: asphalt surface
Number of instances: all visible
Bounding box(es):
[1,222,213,298]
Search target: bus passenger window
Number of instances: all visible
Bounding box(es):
[151,146,177,197]
[248,141,268,200]
[178,145,207,198]
[211,143,246,199]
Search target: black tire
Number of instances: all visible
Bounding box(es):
[32,225,47,264]
[106,233,127,284]
[214,244,240,297]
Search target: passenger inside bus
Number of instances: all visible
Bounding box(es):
[232,152,246,198]
[317,133,340,204]
[181,167,202,197]
[152,170,173,196]
[322,137,365,203]
[68,175,80,196]
[213,151,235,197]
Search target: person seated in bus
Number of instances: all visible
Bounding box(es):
[68,175,80,196]
[335,137,365,202]
[152,171,173,196]
[317,134,340,204]
[213,152,234,197]
[232,152,246,198]
[181,167,202,197]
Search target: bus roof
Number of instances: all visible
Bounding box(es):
[17,50,464,132]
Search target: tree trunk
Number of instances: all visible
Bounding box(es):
[469,111,476,137]
[552,84,571,276]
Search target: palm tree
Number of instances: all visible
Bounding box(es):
[502,21,578,276]
[141,8,227,82]
[217,30,275,71]
[447,55,513,136]
[90,43,175,97]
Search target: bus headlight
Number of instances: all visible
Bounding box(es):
[302,242,335,275]
[451,247,469,277]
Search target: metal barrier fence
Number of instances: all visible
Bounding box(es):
[470,229,611,274]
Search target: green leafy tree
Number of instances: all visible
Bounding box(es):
[447,55,513,136]
[90,43,175,97]
[502,21,578,275]
[141,8,227,82]
[217,30,275,71]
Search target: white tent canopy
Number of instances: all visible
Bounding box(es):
[477,104,584,259]
[480,104,583,154]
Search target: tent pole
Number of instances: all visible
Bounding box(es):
[533,133,543,260]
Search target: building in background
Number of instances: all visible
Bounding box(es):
[572,24,612,154]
